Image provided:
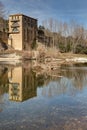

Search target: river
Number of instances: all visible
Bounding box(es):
[0,61,87,130]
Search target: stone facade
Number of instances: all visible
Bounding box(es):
[8,14,37,50]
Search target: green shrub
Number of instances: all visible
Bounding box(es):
[75,44,87,54]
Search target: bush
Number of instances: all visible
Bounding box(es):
[75,44,87,54]
[58,42,72,53]
[58,42,66,53]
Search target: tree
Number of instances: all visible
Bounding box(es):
[0,1,5,18]
[41,18,86,53]
[42,18,58,48]
[0,1,6,32]
[38,25,45,30]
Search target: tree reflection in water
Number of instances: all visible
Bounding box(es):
[0,63,87,102]
[0,63,87,129]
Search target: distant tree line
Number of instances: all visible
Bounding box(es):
[39,18,87,54]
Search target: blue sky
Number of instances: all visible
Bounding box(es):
[1,0,87,27]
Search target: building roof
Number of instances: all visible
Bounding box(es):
[9,13,37,21]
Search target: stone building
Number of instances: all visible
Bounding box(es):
[38,28,53,47]
[8,14,37,50]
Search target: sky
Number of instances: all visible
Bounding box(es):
[1,0,87,27]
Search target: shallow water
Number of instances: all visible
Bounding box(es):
[0,62,87,130]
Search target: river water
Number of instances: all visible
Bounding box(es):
[0,61,87,130]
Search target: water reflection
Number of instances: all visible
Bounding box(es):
[61,64,87,89]
[8,66,37,102]
[0,62,87,129]
[0,66,8,97]
[0,63,87,102]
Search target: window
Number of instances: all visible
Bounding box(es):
[12,27,19,32]
[12,16,13,20]
[16,16,19,20]
[31,30,32,40]
[11,15,19,22]
[12,22,19,27]
[13,16,16,20]
[27,28,29,42]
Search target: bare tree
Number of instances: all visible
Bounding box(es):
[41,18,86,53]
[70,22,85,52]
[0,1,5,18]
[42,18,59,48]
[0,2,7,32]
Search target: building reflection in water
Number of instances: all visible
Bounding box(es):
[1,63,87,102]
[8,66,37,102]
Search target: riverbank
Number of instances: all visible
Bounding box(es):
[31,51,87,77]
[1,45,87,72]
